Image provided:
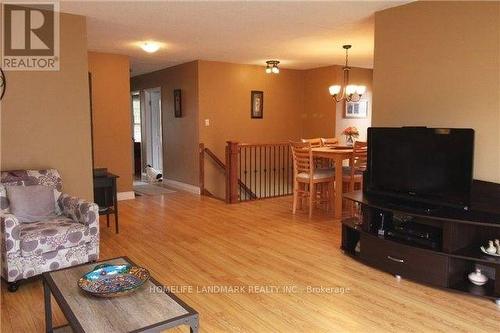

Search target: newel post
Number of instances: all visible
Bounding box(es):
[226,141,239,203]
[199,143,205,196]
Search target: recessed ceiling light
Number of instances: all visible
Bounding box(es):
[140,41,161,53]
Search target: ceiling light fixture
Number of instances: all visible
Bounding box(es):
[265,60,280,74]
[140,41,161,53]
[329,45,366,103]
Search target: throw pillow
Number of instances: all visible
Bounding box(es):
[5,185,56,223]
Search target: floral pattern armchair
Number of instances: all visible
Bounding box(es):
[0,169,99,291]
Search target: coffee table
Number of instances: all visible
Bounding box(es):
[42,256,199,332]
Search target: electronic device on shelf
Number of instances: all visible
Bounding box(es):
[385,213,442,250]
[377,212,386,237]
[365,209,442,250]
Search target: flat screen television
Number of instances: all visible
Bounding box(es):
[366,127,474,210]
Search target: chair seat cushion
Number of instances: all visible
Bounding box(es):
[297,169,334,180]
[19,216,89,257]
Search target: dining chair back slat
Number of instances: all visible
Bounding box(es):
[301,138,322,148]
[320,137,339,147]
[352,141,368,173]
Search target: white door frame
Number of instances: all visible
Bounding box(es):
[130,91,140,177]
[143,87,163,172]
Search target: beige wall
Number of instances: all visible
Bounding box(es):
[303,66,339,138]
[1,13,94,200]
[198,60,305,197]
[198,61,304,153]
[131,61,200,186]
[88,52,133,192]
[303,65,373,143]
[373,1,500,182]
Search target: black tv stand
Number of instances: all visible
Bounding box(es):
[384,199,439,215]
[342,190,500,304]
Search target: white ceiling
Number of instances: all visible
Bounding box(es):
[58,1,409,76]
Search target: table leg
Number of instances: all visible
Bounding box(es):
[115,212,119,234]
[348,156,355,215]
[43,278,53,333]
[104,189,109,227]
[189,315,199,333]
[113,178,119,234]
[334,156,343,219]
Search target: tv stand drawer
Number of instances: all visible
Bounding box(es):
[360,233,448,287]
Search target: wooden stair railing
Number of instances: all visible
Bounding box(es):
[227,141,293,203]
[199,143,257,202]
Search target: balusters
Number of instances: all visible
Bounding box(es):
[258,147,262,198]
[229,142,293,202]
[238,146,243,201]
[253,146,257,196]
[244,147,248,200]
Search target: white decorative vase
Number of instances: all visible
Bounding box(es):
[468,268,488,286]
[485,240,497,254]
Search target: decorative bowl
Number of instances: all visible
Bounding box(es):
[480,246,500,257]
[78,263,150,297]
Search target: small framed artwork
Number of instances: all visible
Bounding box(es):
[251,90,263,119]
[174,89,182,118]
[344,99,368,119]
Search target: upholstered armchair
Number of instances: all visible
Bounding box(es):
[0,169,99,291]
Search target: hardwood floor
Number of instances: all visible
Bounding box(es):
[2,191,499,332]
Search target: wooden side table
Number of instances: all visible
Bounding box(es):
[93,171,119,234]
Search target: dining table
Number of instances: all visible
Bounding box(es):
[311,146,354,219]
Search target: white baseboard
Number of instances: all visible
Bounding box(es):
[163,178,200,195]
[117,191,135,201]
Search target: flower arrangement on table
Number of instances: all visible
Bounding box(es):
[342,126,360,146]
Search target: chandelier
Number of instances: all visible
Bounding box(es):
[328,45,366,103]
[265,60,280,74]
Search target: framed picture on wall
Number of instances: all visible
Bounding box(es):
[251,90,263,119]
[174,89,182,117]
[344,99,368,119]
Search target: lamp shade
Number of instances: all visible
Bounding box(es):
[345,85,357,96]
[356,85,366,95]
[329,85,341,95]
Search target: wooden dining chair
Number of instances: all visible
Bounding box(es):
[342,141,367,216]
[302,137,331,168]
[301,138,323,148]
[343,141,368,191]
[320,137,339,147]
[291,141,334,218]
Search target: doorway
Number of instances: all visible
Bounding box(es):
[131,87,163,181]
